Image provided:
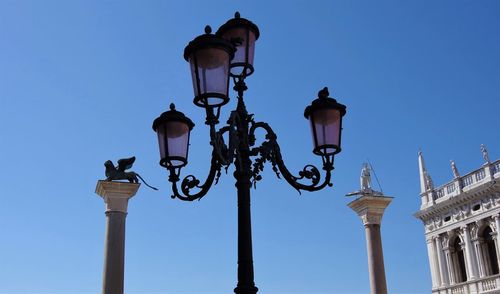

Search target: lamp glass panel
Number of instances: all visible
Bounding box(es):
[310,108,341,154]
[221,28,256,76]
[189,47,230,106]
[157,121,190,167]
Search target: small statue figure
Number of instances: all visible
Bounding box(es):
[360,163,372,192]
[451,160,460,178]
[104,156,158,190]
[425,173,434,190]
[346,163,382,197]
[481,144,490,164]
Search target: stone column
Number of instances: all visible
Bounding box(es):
[95,180,140,294]
[426,237,441,288]
[443,245,455,285]
[461,225,478,280]
[435,235,450,287]
[473,238,486,278]
[348,195,392,294]
[493,215,500,269]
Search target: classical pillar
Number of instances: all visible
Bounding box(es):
[473,238,486,278]
[95,180,140,294]
[493,215,500,270]
[348,195,392,294]
[443,246,455,285]
[459,242,468,282]
[461,225,478,280]
[435,235,450,287]
[426,237,441,288]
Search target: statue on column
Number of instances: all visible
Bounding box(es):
[480,144,490,164]
[346,163,382,197]
[451,160,460,178]
[361,163,372,192]
[104,156,158,190]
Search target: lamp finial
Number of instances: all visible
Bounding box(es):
[318,87,329,98]
[169,103,175,110]
[204,25,212,34]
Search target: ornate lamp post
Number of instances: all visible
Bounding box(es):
[152,12,347,294]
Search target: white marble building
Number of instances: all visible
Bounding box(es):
[415,147,500,294]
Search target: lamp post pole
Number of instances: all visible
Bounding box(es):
[152,12,347,294]
[233,86,258,293]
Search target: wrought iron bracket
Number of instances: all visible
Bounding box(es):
[169,74,334,200]
[248,121,333,193]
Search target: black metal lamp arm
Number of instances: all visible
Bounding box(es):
[249,121,333,193]
[169,152,222,201]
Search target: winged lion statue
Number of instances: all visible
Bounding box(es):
[104,156,158,190]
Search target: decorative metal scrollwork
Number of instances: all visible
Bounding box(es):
[248,121,333,194]
[168,79,334,200]
[170,155,221,201]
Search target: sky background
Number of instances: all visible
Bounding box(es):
[0,1,499,293]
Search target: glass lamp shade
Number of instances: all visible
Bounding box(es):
[304,87,347,156]
[152,104,195,168]
[216,12,259,78]
[184,26,235,108]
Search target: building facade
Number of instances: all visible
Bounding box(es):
[415,150,500,294]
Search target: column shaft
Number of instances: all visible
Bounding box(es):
[348,195,392,294]
[95,181,139,294]
[462,226,478,280]
[444,249,455,285]
[474,241,486,277]
[435,236,449,286]
[426,238,441,288]
[365,224,387,294]
[494,217,500,270]
[102,211,127,294]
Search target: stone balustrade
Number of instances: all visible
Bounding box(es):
[432,160,500,203]
[432,274,500,294]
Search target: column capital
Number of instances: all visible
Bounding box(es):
[95,180,140,213]
[460,242,466,251]
[348,195,393,226]
[441,233,450,249]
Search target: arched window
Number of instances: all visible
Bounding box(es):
[482,226,499,276]
[452,237,468,283]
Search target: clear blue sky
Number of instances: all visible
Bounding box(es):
[0,1,499,293]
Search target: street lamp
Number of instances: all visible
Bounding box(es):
[152,12,347,294]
